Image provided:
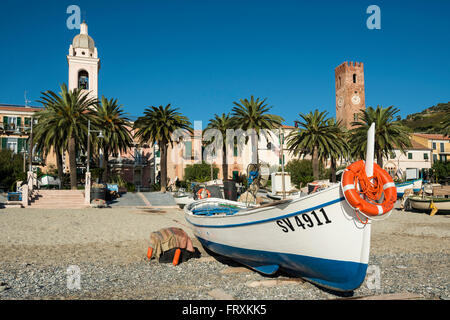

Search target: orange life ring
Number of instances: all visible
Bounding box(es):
[341,160,397,216]
[196,188,211,199]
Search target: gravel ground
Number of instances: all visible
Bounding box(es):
[0,205,448,300]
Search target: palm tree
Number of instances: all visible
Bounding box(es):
[325,118,349,182]
[349,105,411,167]
[91,96,133,182]
[33,112,66,187]
[286,110,341,180]
[231,96,284,164]
[205,113,235,180]
[37,83,98,189]
[133,104,192,192]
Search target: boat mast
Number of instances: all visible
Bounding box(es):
[280,128,286,200]
[366,122,375,178]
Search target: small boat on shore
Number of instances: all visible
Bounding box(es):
[395,179,422,197]
[408,196,450,213]
[173,190,195,208]
[184,123,394,292]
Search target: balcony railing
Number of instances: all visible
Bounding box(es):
[109,157,148,166]
[0,122,30,133]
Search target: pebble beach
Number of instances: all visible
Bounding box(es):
[0,205,448,300]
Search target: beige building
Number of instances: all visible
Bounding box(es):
[0,104,43,169]
[383,138,432,180]
[411,133,449,164]
[164,125,298,182]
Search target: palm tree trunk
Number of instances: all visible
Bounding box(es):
[68,136,77,190]
[312,146,319,180]
[376,148,383,168]
[222,144,228,180]
[55,147,63,189]
[102,145,109,183]
[331,157,337,183]
[160,142,168,192]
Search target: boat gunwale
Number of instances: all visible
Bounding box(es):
[185,192,345,229]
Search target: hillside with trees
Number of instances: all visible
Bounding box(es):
[400,102,450,133]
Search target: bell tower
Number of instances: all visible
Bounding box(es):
[335,61,365,129]
[67,22,100,100]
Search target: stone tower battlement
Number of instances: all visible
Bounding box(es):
[334,61,366,129]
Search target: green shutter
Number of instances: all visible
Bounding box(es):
[24,117,31,125]
[3,116,8,126]
[1,137,6,150]
[185,141,192,158]
[17,117,21,127]
[17,138,23,154]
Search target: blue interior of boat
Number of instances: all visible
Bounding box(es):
[192,205,241,216]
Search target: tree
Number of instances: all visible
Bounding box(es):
[0,149,27,191]
[205,113,235,180]
[286,110,341,180]
[432,160,450,183]
[184,162,219,183]
[37,83,98,189]
[33,112,65,187]
[349,105,411,168]
[285,159,315,188]
[91,96,133,182]
[231,96,284,165]
[442,114,450,137]
[325,118,349,182]
[133,104,192,192]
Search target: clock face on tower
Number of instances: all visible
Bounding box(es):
[337,96,344,108]
[351,95,361,105]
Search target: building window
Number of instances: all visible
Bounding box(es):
[353,73,357,83]
[78,70,89,90]
[6,138,18,153]
[353,113,358,121]
[440,142,445,152]
[408,153,413,160]
[440,154,447,162]
[338,76,341,88]
[424,153,429,160]
[184,141,192,159]
[433,154,437,162]
[432,142,436,150]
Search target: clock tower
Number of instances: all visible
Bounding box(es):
[335,61,365,129]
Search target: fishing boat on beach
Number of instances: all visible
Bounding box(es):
[408,196,450,213]
[395,179,422,197]
[184,124,396,292]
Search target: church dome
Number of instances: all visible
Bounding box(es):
[72,22,95,49]
[72,34,95,49]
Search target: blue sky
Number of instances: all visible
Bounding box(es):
[0,0,449,126]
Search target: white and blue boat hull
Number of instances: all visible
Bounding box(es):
[184,184,371,292]
[396,179,422,197]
